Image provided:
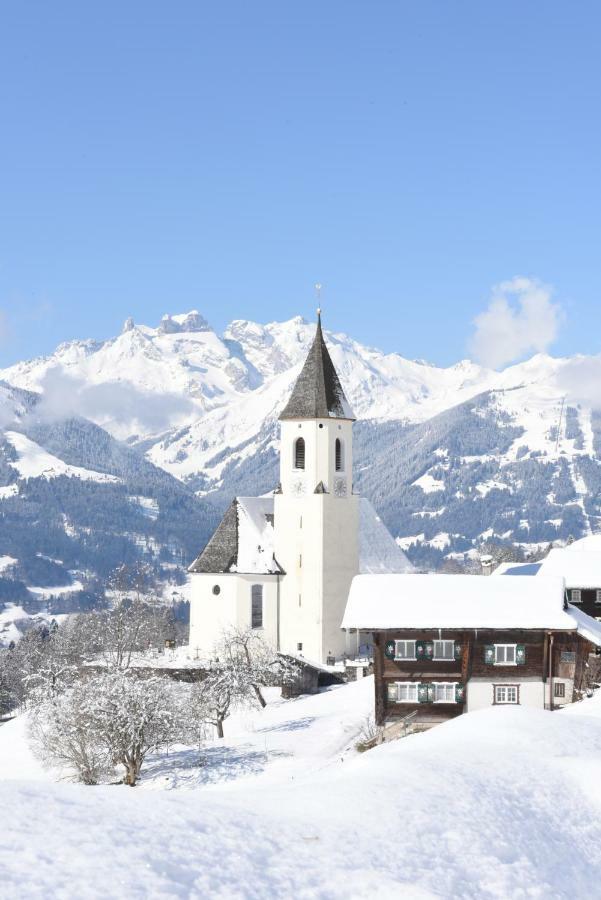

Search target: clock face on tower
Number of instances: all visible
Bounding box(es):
[292,478,306,496]
[334,477,347,497]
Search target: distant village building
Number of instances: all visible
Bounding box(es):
[188,313,412,664]
[494,535,601,621]
[342,573,601,727]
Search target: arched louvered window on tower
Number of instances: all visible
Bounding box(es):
[335,438,344,472]
[294,437,305,470]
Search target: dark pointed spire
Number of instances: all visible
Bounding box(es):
[279,311,355,421]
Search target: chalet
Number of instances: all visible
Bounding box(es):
[494,534,601,621]
[341,573,601,727]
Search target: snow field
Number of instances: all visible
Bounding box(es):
[2,679,601,897]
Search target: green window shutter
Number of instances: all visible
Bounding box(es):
[384,640,396,660]
[516,644,526,666]
[417,682,429,703]
[454,643,462,661]
[416,640,426,659]
[427,684,435,703]
[484,645,495,665]
[455,683,465,703]
[387,683,398,702]
[424,641,434,660]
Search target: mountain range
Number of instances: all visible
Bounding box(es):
[1,308,601,635]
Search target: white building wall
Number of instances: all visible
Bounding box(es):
[275,417,358,663]
[467,678,546,711]
[189,573,280,660]
[545,677,574,707]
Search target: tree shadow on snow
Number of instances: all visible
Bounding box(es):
[142,743,288,790]
[255,716,316,734]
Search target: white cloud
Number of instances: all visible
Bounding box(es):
[469,277,562,369]
[555,356,601,410]
[31,366,196,435]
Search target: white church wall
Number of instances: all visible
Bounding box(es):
[189,574,279,659]
[189,574,237,659]
[233,574,280,651]
[321,493,359,659]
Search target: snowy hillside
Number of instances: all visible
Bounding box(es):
[2,677,601,897]
[2,311,601,568]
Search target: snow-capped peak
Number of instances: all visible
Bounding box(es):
[158,311,212,334]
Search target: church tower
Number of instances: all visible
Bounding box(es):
[274,312,359,662]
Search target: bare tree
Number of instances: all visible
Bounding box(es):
[194,665,249,739]
[29,680,113,784]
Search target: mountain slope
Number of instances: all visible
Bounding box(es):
[2,311,601,570]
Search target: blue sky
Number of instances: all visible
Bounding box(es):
[1,1,600,368]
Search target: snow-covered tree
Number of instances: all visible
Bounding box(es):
[30,670,182,786]
[198,628,301,737]
[29,679,113,784]
[91,670,181,785]
[194,664,248,739]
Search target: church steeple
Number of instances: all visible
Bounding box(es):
[279,311,355,421]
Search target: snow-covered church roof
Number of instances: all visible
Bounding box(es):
[189,496,413,576]
[279,312,355,421]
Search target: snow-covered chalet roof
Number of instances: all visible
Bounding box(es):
[494,546,601,589]
[190,495,412,577]
[279,313,355,421]
[342,574,601,643]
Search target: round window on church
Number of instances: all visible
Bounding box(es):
[212,585,221,596]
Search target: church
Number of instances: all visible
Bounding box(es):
[188,312,412,664]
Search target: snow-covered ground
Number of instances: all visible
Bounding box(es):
[2,678,601,897]
[4,431,121,483]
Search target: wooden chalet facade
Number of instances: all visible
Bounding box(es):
[342,573,601,727]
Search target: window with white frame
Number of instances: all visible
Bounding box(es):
[394,640,416,660]
[433,640,455,660]
[596,590,601,605]
[494,685,519,704]
[433,682,456,703]
[571,589,582,603]
[494,644,516,665]
[396,682,419,703]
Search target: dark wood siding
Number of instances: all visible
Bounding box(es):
[470,630,545,679]
[372,626,595,725]
[568,588,601,620]
[377,630,467,725]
